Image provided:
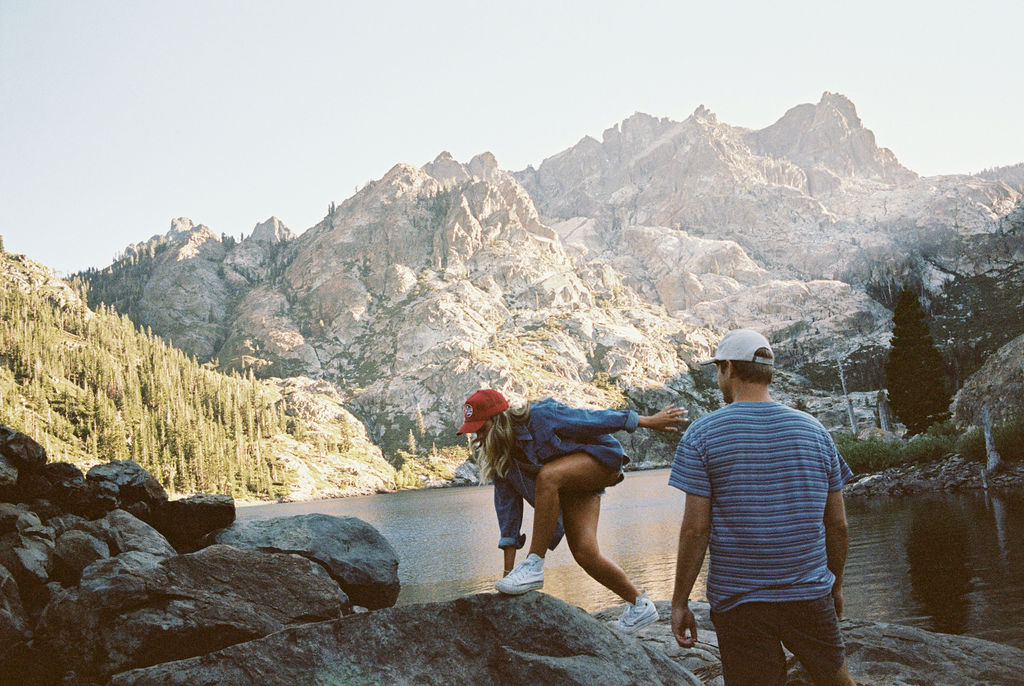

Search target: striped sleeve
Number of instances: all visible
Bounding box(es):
[669,429,711,497]
[827,435,854,491]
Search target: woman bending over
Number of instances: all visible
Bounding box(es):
[456,388,686,632]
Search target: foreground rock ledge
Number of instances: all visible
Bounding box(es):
[109,593,702,686]
[595,600,1024,686]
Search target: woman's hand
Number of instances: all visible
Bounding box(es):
[639,404,688,432]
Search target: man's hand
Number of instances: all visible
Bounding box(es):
[640,404,688,432]
[832,586,844,620]
[671,602,698,648]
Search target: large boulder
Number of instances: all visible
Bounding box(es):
[0,503,28,534]
[109,593,701,686]
[0,454,16,491]
[33,544,344,683]
[86,460,168,514]
[0,514,55,616]
[593,600,1024,686]
[0,563,31,686]
[52,529,110,584]
[149,493,235,551]
[0,563,29,644]
[213,513,399,609]
[0,425,47,473]
[43,462,119,520]
[102,509,176,560]
[0,426,48,504]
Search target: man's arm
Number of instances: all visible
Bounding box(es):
[823,489,849,619]
[671,493,711,648]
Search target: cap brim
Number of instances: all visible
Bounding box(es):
[699,358,718,366]
[456,419,486,435]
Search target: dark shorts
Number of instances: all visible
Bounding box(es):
[710,595,846,686]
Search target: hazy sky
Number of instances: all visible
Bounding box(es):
[3,0,1022,275]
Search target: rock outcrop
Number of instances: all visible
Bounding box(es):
[594,600,1024,686]
[951,332,1024,425]
[0,429,402,686]
[212,513,400,609]
[109,593,702,686]
[33,544,345,683]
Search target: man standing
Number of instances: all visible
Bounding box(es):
[669,329,856,686]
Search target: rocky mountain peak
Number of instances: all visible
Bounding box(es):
[422,151,502,186]
[745,91,917,187]
[690,104,718,125]
[422,151,470,185]
[467,151,500,182]
[247,217,292,245]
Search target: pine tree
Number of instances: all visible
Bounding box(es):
[885,288,952,435]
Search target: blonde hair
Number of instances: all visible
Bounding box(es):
[476,404,531,482]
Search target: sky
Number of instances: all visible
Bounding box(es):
[2,0,1023,276]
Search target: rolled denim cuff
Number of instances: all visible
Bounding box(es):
[624,410,639,432]
[498,534,527,549]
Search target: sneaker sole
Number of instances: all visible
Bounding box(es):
[615,610,659,633]
[494,580,543,595]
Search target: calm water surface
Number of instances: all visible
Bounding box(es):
[238,469,1024,648]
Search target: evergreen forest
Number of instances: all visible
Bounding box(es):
[0,252,407,500]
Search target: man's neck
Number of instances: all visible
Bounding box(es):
[730,383,772,402]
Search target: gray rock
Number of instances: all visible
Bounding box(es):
[594,600,1024,686]
[213,513,399,609]
[0,563,31,686]
[0,523,55,617]
[0,562,28,642]
[149,493,234,551]
[0,425,47,472]
[86,460,167,511]
[0,454,16,490]
[0,503,28,534]
[103,509,176,560]
[450,459,480,486]
[53,530,110,583]
[34,544,343,683]
[109,593,700,686]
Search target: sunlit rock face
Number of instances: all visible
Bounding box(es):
[276,157,701,454]
[515,92,1020,286]
[84,92,1023,462]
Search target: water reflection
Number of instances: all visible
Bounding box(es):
[905,499,972,634]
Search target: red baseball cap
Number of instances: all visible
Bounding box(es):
[456,389,509,435]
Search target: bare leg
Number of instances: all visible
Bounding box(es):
[527,451,620,557]
[562,488,639,603]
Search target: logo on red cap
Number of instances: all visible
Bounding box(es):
[456,389,509,435]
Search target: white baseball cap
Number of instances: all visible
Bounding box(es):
[701,329,774,366]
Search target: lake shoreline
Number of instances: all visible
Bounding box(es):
[235,452,1024,506]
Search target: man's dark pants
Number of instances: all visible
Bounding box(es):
[710,594,846,686]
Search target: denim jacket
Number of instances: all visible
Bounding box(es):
[493,398,639,549]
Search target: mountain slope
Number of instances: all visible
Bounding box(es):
[0,249,401,501]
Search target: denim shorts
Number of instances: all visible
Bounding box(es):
[710,595,846,686]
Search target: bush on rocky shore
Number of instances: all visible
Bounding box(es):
[835,414,1024,474]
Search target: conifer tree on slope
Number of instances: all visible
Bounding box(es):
[885,288,952,435]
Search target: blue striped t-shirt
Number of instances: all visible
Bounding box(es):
[669,401,853,612]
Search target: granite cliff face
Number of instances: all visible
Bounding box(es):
[79,92,1024,466]
[515,92,1021,292]
[275,155,703,453]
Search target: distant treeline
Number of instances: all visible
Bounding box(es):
[1,257,291,499]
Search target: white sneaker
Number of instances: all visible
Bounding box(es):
[495,553,544,595]
[615,591,658,633]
